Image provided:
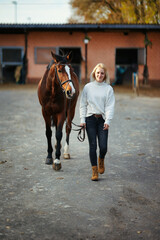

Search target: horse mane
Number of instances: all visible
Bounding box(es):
[47,60,55,70]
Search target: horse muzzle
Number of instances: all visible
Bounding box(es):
[66,89,74,99]
[65,80,76,99]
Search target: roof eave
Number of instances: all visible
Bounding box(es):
[0,23,159,34]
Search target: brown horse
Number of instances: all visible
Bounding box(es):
[38,52,79,170]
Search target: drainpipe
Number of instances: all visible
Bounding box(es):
[143,32,150,85]
[22,29,28,84]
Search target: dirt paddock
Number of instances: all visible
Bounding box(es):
[0,83,160,98]
[0,84,160,240]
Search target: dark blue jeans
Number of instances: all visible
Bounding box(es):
[86,115,108,166]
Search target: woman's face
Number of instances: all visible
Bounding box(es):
[95,67,105,82]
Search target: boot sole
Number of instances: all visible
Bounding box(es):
[91,178,98,181]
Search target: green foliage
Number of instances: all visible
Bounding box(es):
[69,0,160,24]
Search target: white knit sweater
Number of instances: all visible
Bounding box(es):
[80,81,115,126]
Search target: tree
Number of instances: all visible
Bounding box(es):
[69,0,160,24]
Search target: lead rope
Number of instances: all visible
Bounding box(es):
[70,122,85,142]
[67,104,85,142]
[66,99,85,142]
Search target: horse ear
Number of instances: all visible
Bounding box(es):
[51,51,63,63]
[51,51,58,63]
[51,51,67,63]
[66,51,72,63]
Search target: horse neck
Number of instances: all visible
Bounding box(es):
[46,67,62,97]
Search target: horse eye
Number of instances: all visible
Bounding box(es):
[58,69,62,73]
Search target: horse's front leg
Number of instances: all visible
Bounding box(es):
[53,124,63,171]
[45,124,53,164]
[42,109,53,165]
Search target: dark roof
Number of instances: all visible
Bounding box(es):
[0,23,160,34]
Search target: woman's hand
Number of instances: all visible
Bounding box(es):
[103,124,109,130]
[80,123,86,129]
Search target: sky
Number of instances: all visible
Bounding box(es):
[0,0,72,24]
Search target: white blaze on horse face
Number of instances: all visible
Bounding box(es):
[65,65,75,96]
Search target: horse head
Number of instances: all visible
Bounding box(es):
[51,51,76,99]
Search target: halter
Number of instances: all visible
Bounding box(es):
[55,63,85,142]
[54,64,73,92]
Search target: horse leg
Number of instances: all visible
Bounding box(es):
[64,123,71,159]
[45,124,53,164]
[63,106,76,159]
[42,110,53,164]
[53,124,63,170]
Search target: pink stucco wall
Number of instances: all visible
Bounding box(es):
[147,32,160,82]
[87,31,160,84]
[27,30,160,85]
[0,30,160,85]
[0,34,24,46]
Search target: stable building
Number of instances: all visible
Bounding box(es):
[0,23,160,86]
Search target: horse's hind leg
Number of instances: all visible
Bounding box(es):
[63,107,76,159]
[64,125,71,159]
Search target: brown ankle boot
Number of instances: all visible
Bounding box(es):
[98,157,105,174]
[91,166,98,181]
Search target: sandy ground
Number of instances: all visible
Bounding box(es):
[0,84,160,240]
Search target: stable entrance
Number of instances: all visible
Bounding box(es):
[115,48,145,85]
[0,47,24,83]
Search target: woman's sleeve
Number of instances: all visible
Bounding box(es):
[79,86,87,123]
[104,87,115,126]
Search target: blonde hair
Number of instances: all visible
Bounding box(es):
[90,63,110,84]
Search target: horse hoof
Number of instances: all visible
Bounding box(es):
[64,153,70,159]
[53,163,62,171]
[45,157,53,165]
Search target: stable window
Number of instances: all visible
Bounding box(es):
[2,47,23,65]
[35,47,56,64]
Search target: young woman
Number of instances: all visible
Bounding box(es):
[80,63,115,181]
